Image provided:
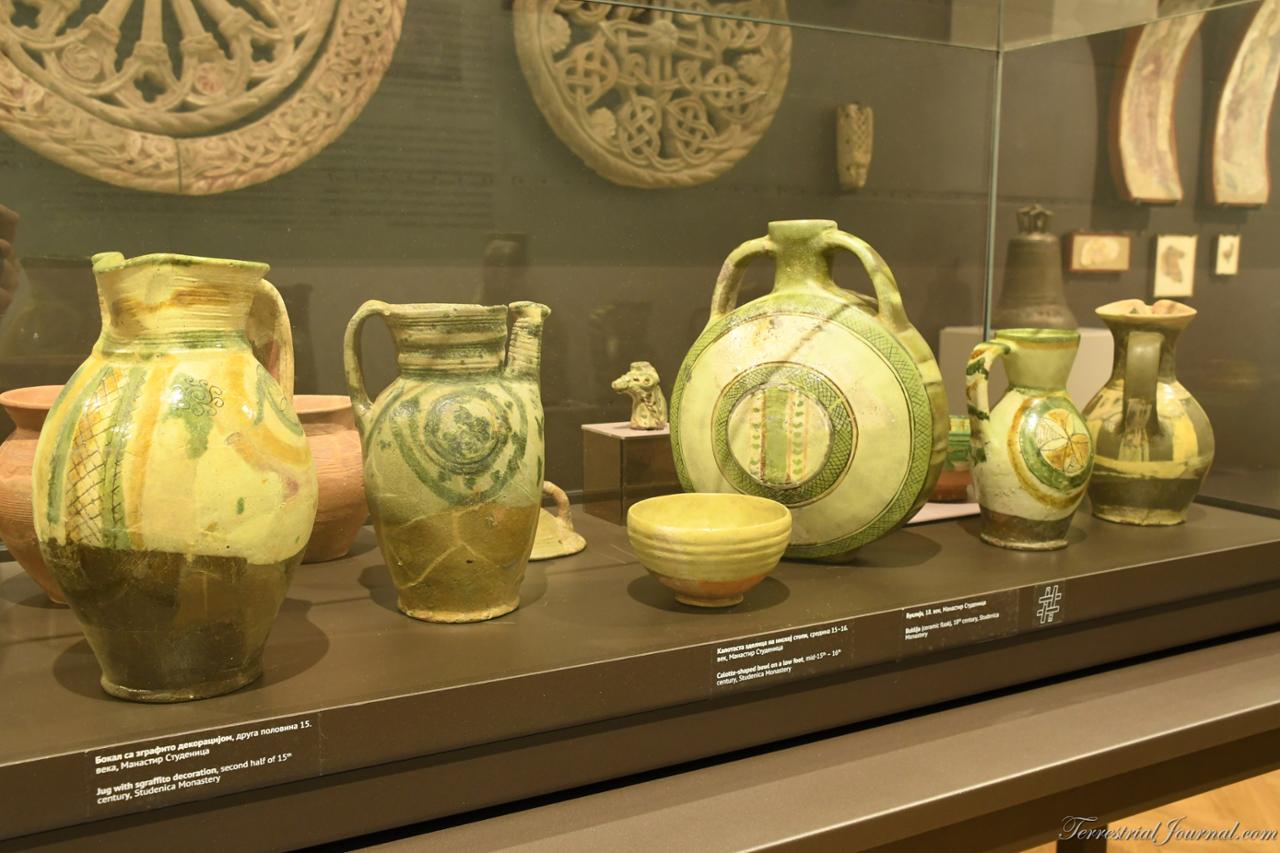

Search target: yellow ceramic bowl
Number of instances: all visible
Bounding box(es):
[627,493,792,608]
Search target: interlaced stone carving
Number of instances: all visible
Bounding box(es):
[0,0,404,194]
[513,1,791,188]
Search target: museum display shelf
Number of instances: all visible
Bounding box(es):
[379,627,1280,852]
[2,504,1280,851]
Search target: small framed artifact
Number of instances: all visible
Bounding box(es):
[1153,234,1197,298]
[1215,234,1241,276]
[1067,232,1131,273]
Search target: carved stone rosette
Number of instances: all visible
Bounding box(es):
[512,0,791,188]
[0,0,404,195]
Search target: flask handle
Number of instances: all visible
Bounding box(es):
[343,300,391,436]
[821,230,911,332]
[965,338,1012,463]
[707,237,774,324]
[705,231,911,332]
[248,279,295,401]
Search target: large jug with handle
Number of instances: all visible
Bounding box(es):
[671,219,948,561]
[345,301,549,623]
[966,329,1093,550]
[32,252,317,703]
[1083,299,1214,525]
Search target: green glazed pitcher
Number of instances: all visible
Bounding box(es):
[966,329,1093,550]
[1083,299,1214,525]
[344,301,549,623]
[32,252,317,702]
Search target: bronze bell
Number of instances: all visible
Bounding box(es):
[992,205,1077,330]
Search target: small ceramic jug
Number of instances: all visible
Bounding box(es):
[32,252,317,702]
[345,301,548,623]
[1083,299,1214,525]
[966,329,1093,550]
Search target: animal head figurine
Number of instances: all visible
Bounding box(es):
[611,361,667,430]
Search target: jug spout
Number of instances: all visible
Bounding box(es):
[505,301,550,380]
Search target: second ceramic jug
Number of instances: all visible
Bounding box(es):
[967,329,1093,549]
[671,219,949,561]
[1083,299,1214,525]
[345,301,548,622]
[32,253,317,702]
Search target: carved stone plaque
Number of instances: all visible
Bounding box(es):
[0,0,404,194]
[512,1,791,188]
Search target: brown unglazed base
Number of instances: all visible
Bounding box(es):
[398,598,519,624]
[979,507,1072,551]
[656,573,763,608]
[101,663,263,703]
[375,502,538,625]
[675,593,744,608]
[1088,471,1201,527]
[44,540,298,703]
[1093,505,1188,527]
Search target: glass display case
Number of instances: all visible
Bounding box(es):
[0,1,1278,848]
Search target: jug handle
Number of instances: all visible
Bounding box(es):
[708,237,775,323]
[249,279,295,401]
[822,230,911,332]
[965,338,1012,463]
[542,481,577,539]
[1123,330,1162,440]
[344,300,390,435]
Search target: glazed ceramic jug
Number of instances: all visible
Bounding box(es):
[966,329,1093,550]
[345,301,548,622]
[0,385,64,603]
[32,253,318,702]
[671,219,948,561]
[1083,299,1214,525]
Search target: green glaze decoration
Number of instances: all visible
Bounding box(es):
[671,220,948,561]
[31,252,317,703]
[1083,299,1214,526]
[345,300,549,623]
[966,328,1093,550]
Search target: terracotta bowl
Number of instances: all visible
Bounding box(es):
[627,493,791,608]
[0,385,65,603]
[294,395,367,563]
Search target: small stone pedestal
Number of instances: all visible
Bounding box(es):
[581,422,680,525]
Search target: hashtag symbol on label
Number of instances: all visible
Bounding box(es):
[1036,584,1062,624]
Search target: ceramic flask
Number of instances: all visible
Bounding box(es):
[966,329,1093,550]
[671,219,948,561]
[31,253,317,702]
[1083,299,1214,525]
[344,301,548,623]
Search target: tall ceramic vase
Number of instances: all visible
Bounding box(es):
[32,253,318,703]
[344,301,548,623]
[671,219,948,561]
[1083,299,1214,525]
[967,329,1093,550]
[0,385,65,603]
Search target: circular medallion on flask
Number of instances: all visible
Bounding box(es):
[712,364,855,506]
